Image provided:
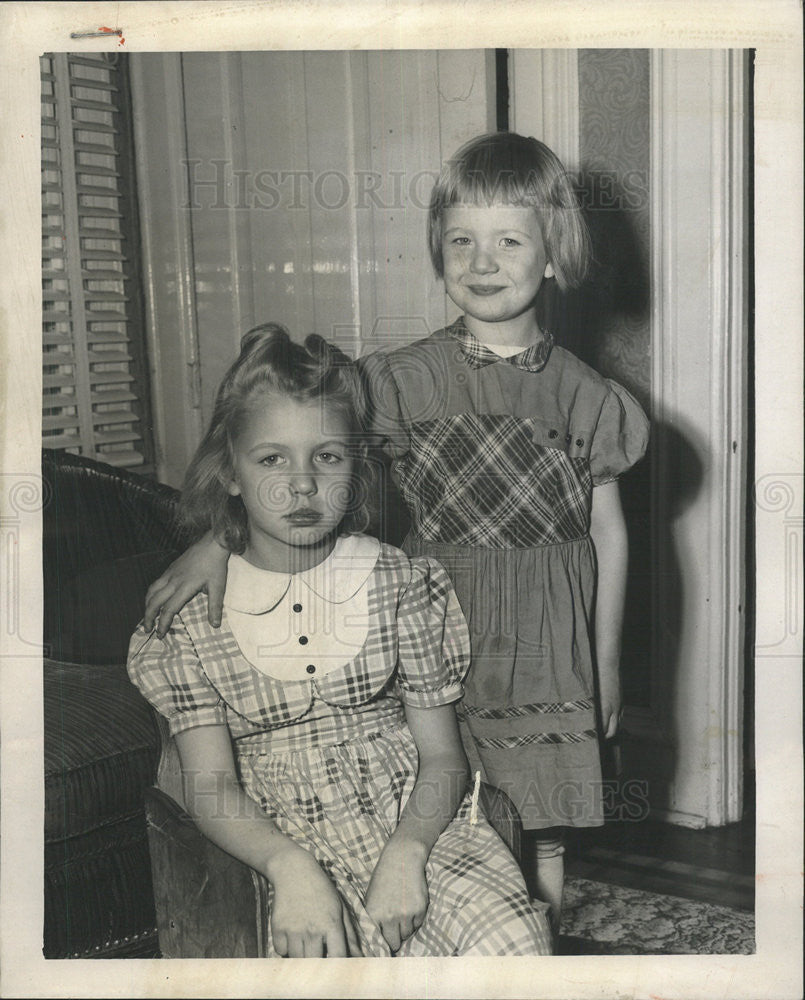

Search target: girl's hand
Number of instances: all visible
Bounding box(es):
[598,669,622,739]
[269,846,362,958]
[365,837,429,952]
[144,531,230,636]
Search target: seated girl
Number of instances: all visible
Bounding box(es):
[127,324,552,958]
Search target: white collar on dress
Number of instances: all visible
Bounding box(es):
[223,533,381,614]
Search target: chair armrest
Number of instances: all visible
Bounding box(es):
[145,786,271,957]
[146,713,272,957]
[478,782,522,863]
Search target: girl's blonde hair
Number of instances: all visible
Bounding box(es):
[428,131,591,290]
[179,323,374,552]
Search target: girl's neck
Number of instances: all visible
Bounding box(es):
[462,312,544,350]
[242,531,338,575]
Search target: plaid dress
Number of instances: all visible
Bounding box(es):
[128,536,551,956]
[361,318,650,830]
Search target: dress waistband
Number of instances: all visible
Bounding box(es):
[234,714,408,757]
[403,533,591,554]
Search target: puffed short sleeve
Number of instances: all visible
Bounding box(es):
[127,619,227,736]
[589,380,650,486]
[359,349,410,459]
[396,557,470,709]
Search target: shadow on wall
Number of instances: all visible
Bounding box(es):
[543,169,651,369]
[543,170,705,812]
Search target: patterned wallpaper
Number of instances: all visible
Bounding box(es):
[577,48,651,409]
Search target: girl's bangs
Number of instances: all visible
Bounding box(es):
[447,168,532,209]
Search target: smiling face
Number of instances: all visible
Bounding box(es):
[441,202,555,345]
[227,392,356,573]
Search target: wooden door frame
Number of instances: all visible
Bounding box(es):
[646,49,748,826]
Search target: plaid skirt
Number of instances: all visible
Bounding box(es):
[403,536,605,830]
[237,722,552,957]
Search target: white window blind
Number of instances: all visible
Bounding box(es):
[41,52,154,472]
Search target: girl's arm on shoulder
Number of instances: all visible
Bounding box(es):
[364,702,469,951]
[175,724,360,957]
[144,530,231,636]
[589,480,628,739]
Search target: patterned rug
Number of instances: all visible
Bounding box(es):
[559,876,756,955]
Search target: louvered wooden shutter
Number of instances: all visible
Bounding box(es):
[41,52,154,473]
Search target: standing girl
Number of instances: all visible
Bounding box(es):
[129,325,552,958]
[145,133,649,932]
[362,133,649,927]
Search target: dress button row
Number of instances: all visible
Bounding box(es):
[549,428,585,447]
[306,664,316,674]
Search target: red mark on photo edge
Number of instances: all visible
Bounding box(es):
[98,26,126,45]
